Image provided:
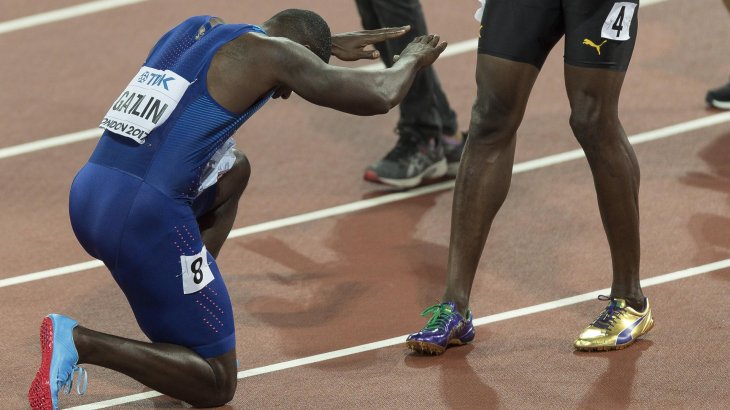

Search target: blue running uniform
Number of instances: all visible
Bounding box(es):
[69,16,271,358]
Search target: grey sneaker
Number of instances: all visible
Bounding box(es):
[442,132,467,177]
[706,81,730,110]
[364,126,447,189]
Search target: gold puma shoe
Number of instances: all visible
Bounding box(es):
[574,296,654,351]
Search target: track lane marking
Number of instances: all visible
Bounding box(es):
[0,129,102,160]
[2,111,730,289]
[0,0,149,35]
[67,257,730,409]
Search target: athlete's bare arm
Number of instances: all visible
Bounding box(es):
[208,33,446,115]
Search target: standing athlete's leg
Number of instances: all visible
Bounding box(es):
[565,67,643,305]
[442,56,538,312]
[406,0,563,355]
[563,0,654,351]
[405,57,538,355]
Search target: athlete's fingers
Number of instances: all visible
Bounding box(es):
[429,35,440,47]
[423,34,435,44]
[355,48,380,60]
[435,41,448,54]
[363,26,410,43]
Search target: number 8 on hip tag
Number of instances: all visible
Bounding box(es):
[180,246,215,294]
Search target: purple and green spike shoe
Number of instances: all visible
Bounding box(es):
[406,302,475,355]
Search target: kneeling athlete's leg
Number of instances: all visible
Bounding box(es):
[194,149,251,258]
[76,187,240,406]
[74,329,237,407]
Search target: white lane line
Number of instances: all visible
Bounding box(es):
[512,110,730,173]
[0,129,102,160]
[3,110,730,289]
[0,0,149,35]
[0,260,104,288]
[67,257,730,410]
[0,0,676,160]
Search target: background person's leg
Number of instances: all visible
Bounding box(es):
[705,0,730,109]
[356,0,437,124]
[564,65,644,307]
[356,0,452,187]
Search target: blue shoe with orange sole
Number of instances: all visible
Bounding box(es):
[406,302,475,355]
[28,314,88,410]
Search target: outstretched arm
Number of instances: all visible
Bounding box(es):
[256,34,447,115]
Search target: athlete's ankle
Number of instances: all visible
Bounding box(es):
[610,293,646,311]
[441,295,469,317]
[72,326,94,364]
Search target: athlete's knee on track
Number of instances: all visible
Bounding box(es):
[190,355,238,407]
[204,379,237,407]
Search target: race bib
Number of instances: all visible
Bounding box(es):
[100,66,191,143]
[180,246,215,294]
[601,2,637,41]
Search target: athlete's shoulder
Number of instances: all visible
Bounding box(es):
[222,32,301,65]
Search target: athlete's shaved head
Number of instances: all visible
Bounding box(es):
[263,9,332,63]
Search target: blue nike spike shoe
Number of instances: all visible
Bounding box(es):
[28,314,88,409]
[406,302,475,355]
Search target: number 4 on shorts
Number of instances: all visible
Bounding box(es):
[601,2,637,41]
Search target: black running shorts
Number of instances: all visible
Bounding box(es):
[478,0,639,71]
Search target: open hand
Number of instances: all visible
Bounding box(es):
[331,26,410,61]
[393,34,447,67]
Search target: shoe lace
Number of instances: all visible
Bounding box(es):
[61,366,88,396]
[591,295,625,330]
[384,127,421,161]
[420,303,454,330]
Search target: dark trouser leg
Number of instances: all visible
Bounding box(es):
[196,150,250,258]
[564,64,644,308]
[433,71,458,135]
[74,328,237,407]
[354,0,445,136]
[442,55,540,314]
